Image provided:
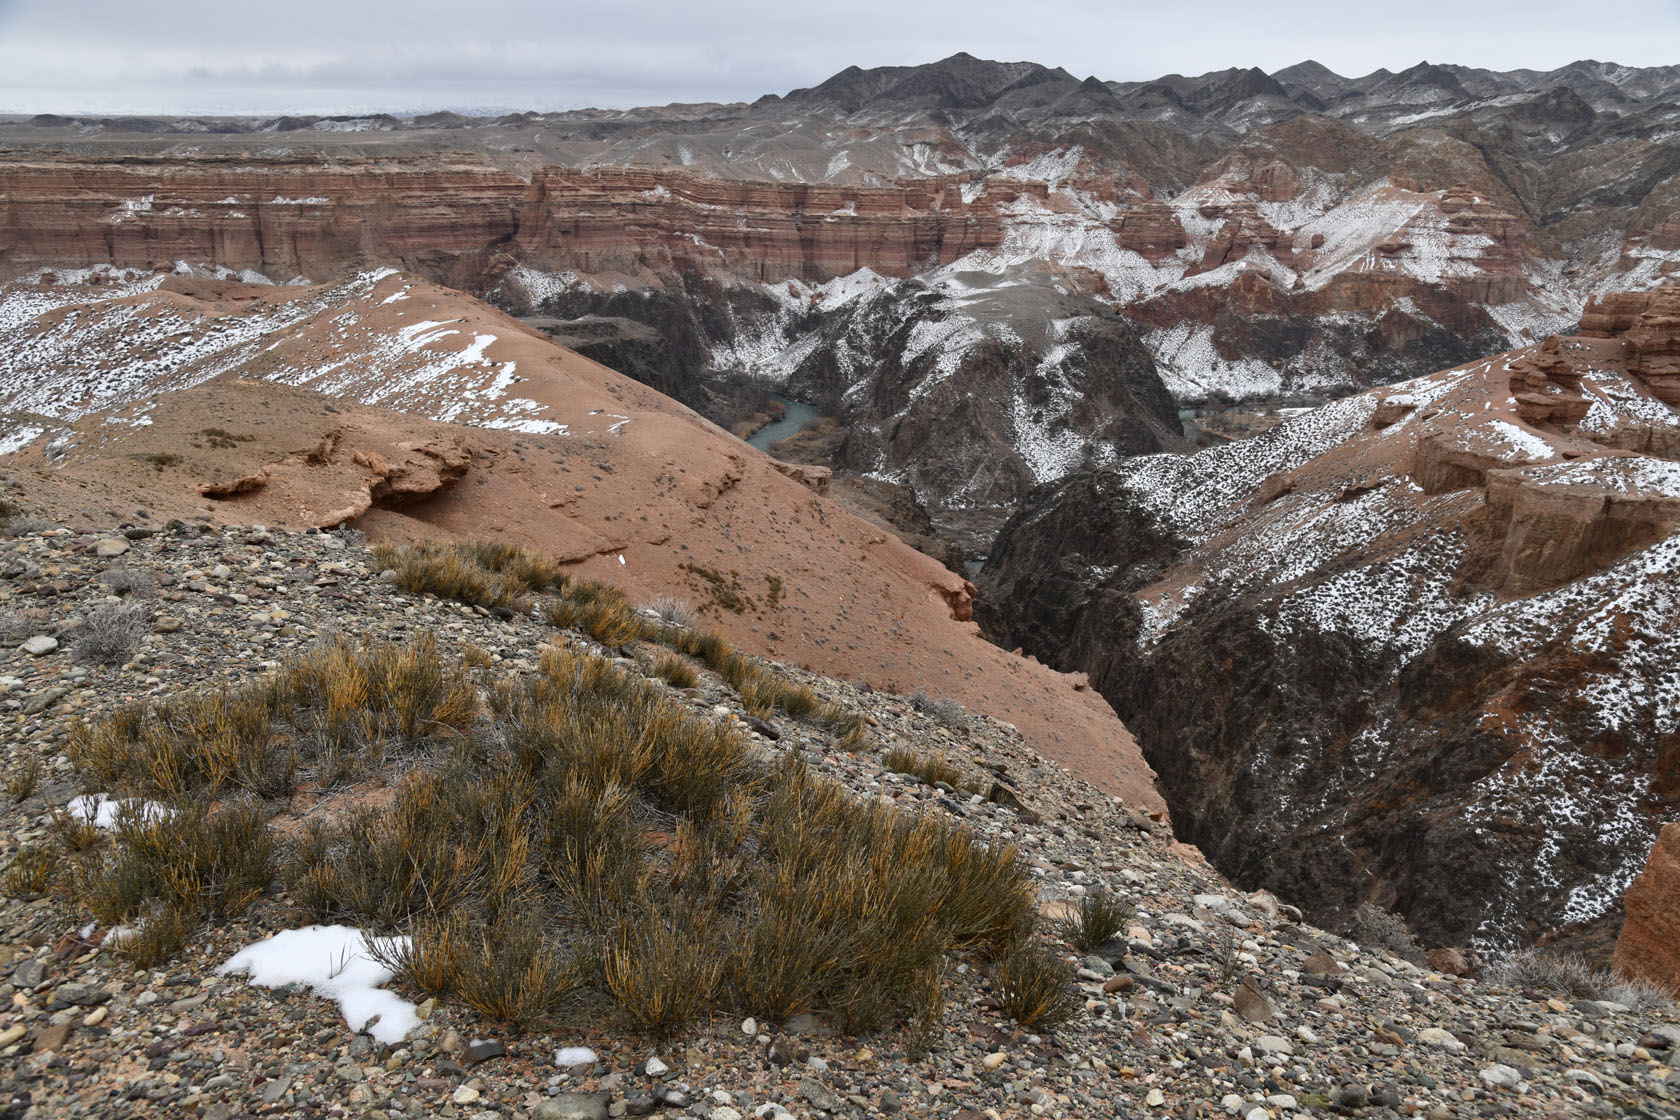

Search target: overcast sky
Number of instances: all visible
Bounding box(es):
[3,0,1679,116]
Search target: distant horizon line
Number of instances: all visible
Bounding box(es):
[0,52,1663,120]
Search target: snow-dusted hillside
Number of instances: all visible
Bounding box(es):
[979,296,1680,950]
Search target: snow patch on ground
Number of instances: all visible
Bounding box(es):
[67,793,175,830]
[218,926,418,1045]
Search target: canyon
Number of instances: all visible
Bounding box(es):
[978,288,1680,952]
[4,54,1680,974]
[4,54,1679,548]
[0,266,1162,814]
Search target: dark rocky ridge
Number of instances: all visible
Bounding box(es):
[978,303,1680,953]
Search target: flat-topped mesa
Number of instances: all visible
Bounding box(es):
[0,155,1003,289]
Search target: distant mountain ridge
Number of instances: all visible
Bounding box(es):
[3,52,1679,549]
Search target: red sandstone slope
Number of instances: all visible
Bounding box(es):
[0,269,1162,813]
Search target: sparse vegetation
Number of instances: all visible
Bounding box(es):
[70,602,151,666]
[5,755,41,801]
[1352,902,1427,965]
[1487,948,1673,1011]
[911,689,969,730]
[0,607,50,643]
[371,539,566,608]
[3,844,53,895]
[69,631,477,798]
[0,516,54,538]
[644,594,697,628]
[73,800,272,930]
[98,567,158,597]
[138,452,182,470]
[196,427,253,450]
[58,625,1038,1041]
[992,938,1083,1031]
[1059,888,1133,952]
[645,650,699,689]
[883,745,966,789]
[543,589,657,647]
[680,561,754,614]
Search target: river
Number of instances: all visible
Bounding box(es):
[746,395,821,452]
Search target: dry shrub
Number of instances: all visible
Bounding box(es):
[645,651,699,689]
[63,615,1035,1040]
[98,567,157,597]
[883,745,965,789]
[1487,948,1673,1011]
[3,844,53,894]
[5,755,40,800]
[462,540,566,596]
[71,602,151,666]
[72,632,477,799]
[111,901,194,968]
[1,516,54,538]
[644,595,697,628]
[372,539,565,607]
[1352,902,1426,965]
[671,627,734,671]
[911,689,969,730]
[545,595,656,647]
[384,910,578,1027]
[603,902,727,1037]
[0,608,50,643]
[81,800,272,926]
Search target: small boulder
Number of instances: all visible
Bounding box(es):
[532,1094,610,1120]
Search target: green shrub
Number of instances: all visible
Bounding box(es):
[993,938,1083,1031]
[1060,888,1132,952]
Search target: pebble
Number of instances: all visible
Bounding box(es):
[0,523,1676,1120]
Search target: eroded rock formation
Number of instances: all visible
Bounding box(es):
[978,289,1680,950]
[1613,824,1680,996]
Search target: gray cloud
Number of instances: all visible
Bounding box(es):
[2,0,1678,115]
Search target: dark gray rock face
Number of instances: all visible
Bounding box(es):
[977,356,1680,952]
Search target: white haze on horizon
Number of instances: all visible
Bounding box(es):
[1,0,1678,116]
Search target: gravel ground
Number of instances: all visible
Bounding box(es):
[2,521,1678,1119]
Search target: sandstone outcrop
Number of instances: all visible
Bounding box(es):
[4,53,1678,530]
[0,157,999,290]
[1613,823,1680,997]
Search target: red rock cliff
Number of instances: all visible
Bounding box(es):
[1613,823,1680,997]
[0,155,1001,289]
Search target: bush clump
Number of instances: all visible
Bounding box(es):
[992,938,1083,1031]
[883,745,966,789]
[70,602,151,666]
[1351,902,1426,965]
[1059,888,1133,952]
[1487,948,1673,1011]
[63,625,1036,1041]
[372,539,566,607]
